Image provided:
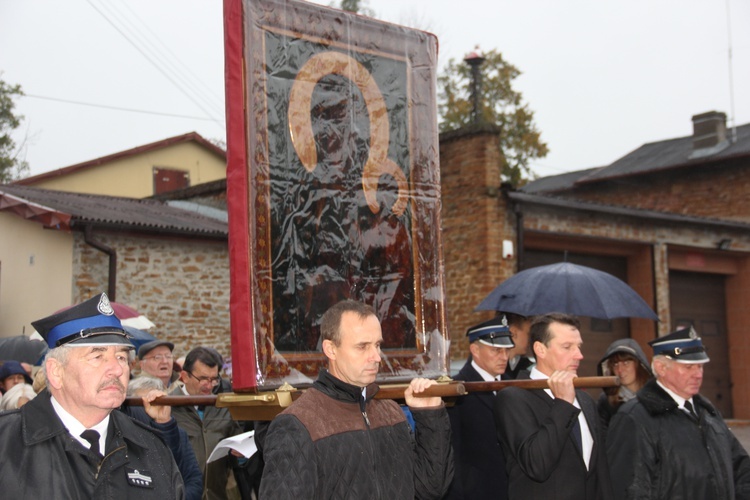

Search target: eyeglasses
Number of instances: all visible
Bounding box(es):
[143,354,174,362]
[185,370,221,386]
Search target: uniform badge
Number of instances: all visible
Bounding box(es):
[126,468,154,489]
[98,293,115,316]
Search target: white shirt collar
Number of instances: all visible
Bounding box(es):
[529,367,593,469]
[50,395,109,455]
[471,360,502,382]
[508,355,535,371]
[657,380,691,409]
[529,366,554,399]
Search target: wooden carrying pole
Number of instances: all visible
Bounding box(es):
[123,376,619,409]
[373,376,618,400]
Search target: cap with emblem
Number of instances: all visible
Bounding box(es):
[32,293,134,349]
[648,326,709,364]
[466,315,515,348]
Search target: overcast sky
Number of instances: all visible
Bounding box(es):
[1,0,748,179]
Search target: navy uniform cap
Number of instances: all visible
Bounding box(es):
[32,293,134,349]
[467,315,515,348]
[648,326,709,364]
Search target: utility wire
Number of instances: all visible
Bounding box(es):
[117,0,224,112]
[98,0,224,116]
[85,0,224,127]
[24,93,216,121]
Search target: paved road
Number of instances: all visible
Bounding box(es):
[727,420,750,452]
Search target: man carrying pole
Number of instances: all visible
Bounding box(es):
[494,312,613,499]
[259,299,454,499]
[446,315,514,499]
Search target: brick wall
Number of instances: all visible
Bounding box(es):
[439,127,750,418]
[559,160,750,223]
[440,128,517,361]
[72,232,232,360]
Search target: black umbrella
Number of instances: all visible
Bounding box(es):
[475,262,658,320]
[0,335,49,365]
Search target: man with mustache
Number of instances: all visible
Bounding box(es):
[0,293,184,499]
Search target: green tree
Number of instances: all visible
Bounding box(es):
[438,49,548,186]
[0,77,29,183]
[335,0,374,17]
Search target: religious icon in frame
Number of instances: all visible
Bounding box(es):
[224,0,448,390]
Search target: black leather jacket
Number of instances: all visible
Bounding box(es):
[0,390,184,499]
[607,379,750,499]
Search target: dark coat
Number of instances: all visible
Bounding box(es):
[494,376,613,500]
[445,359,508,500]
[260,369,454,499]
[606,378,750,500]
[170,385,242,500]
[123,406,203,500]
[0,390,184,499]
[502,356,534,380]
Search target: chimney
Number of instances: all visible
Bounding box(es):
[691,111,728,151]
[464,50,485,125]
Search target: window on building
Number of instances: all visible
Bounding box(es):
[153,167,190,194]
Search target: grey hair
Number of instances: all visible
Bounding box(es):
[43,345,73,379]
[127,376,165,396]
[651,355,670,379]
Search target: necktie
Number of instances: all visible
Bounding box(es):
[684,400,699,421]
[80,429,102,456]
[571,418,583,454]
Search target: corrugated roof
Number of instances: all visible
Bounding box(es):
[521,167,603,194]
[578,122,750,184]
[0,185,227,237]
[151,178,227,201]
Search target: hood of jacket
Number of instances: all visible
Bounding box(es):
[597,338,652,377]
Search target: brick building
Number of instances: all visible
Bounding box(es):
[3,111,749,416]
[440,111,750,417]
[0,185,231,360]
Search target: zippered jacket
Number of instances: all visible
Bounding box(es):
[259,369,453,499]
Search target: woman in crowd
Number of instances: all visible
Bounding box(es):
[596,338,652,435]
[0,360,36,411]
